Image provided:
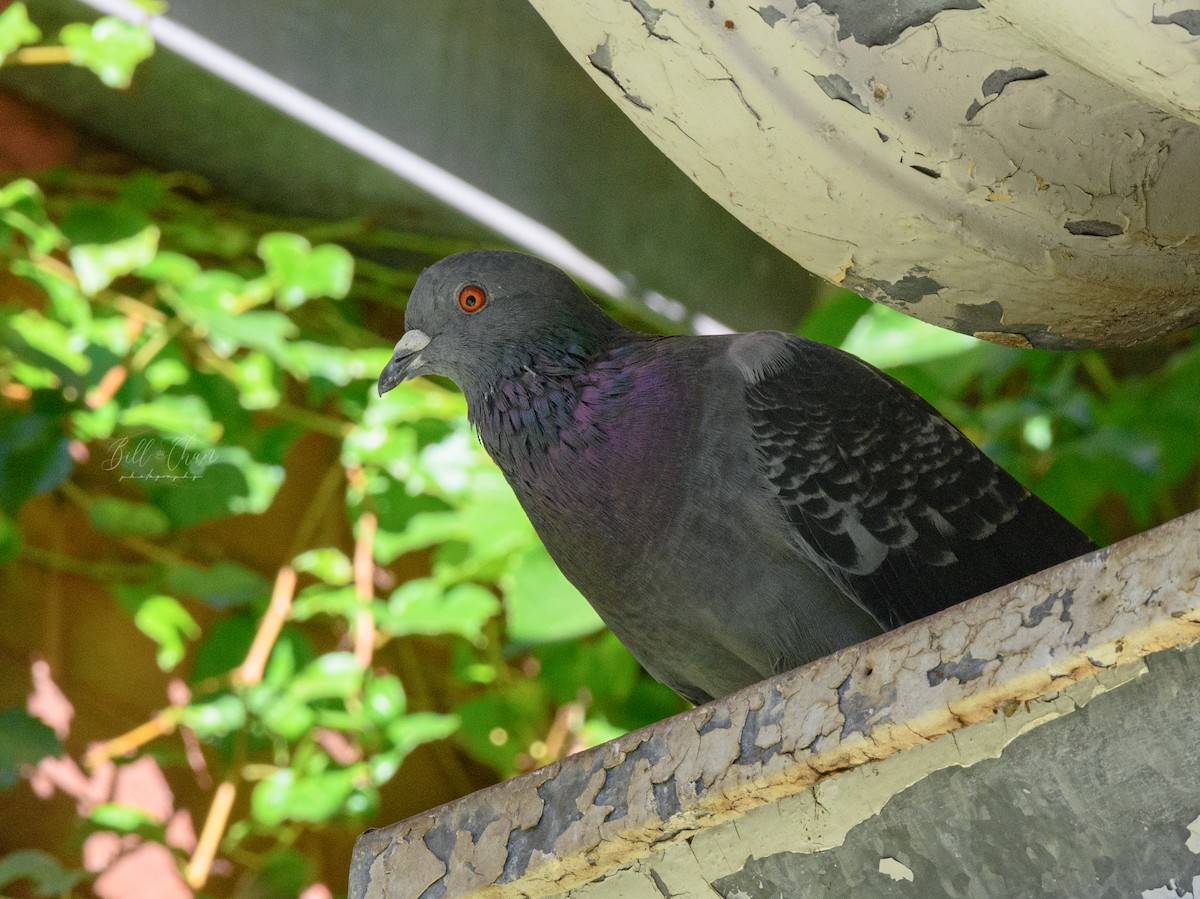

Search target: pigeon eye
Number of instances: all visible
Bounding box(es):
[458,285,487,313]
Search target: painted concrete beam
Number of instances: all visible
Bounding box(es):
[351,509,1200,898]
[527,1,1200,348]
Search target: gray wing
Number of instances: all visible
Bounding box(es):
[730,332,1096,628]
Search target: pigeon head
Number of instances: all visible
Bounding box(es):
[377,250,625,397]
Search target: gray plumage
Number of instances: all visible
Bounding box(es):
[378,250,1096,705]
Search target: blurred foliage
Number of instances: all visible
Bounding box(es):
[0,164,684,895]
[0,2,153,88]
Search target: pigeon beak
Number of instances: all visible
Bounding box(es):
[377,329,433,396]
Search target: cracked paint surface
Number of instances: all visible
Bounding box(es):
[351,510,1200,899]
[523,0,1200,347]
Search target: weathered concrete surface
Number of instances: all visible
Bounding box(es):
[528,0,1200,347]
[352,509,1200,898]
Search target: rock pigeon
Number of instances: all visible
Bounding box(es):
[378,250,1096,705]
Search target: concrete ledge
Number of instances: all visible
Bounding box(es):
[351,509,1200,898]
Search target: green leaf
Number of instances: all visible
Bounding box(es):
[277,341,390,385]
[258,232,354,309]
[840,303,979,368]
[113,586,201,671]
[290,584,359,621]
[0,708,60,788]
[0,511,21,563]
[238,849,314,899]
[190,616,256,682]
[61,199,150,244]
[286,652,363,705]
[116,170,168,211]
[0,410,72,515]
[0,849,87,896]
[383,712,459,757]
[88,802,165,838]
[251,764,363,826]
[0,179,60,254]
[143,357,189,392]
[165,560,269,609]
[383,579,500,643]
[502,546,602,645]
[800,287,871,345]
[10,259,90,328]
[180,693,246,738]
[68,225,160,295]
[139,445,283,527]
[7,309,91,375]
[117,395,218,441]
[363,674,406,723]
[292,547,353,585]
[0,4,40,64]
[371,432,533,570]
[261,697,316,741]
[135,595,200,670]
[59,16,154,89]
[169,271,292,357]
[7,361,59,391]
[136,249,201,285]
[88,496,171,537]
[228,351,280,410]
[359,479,450,557]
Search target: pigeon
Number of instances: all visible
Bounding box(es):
[378,250,1096,705]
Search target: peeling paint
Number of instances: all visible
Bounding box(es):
[1152,9,1200,35]
[926,652,988,686]
[754,6,786,28]
[627,0,662,29]
[965,66,1048,120]
[795,0,983,47]
[878,856,915,882]
[1065,219,1126,237]
[1188,813,1200,854]
[837,675,895,739]
[1141,876,1200,899]
[950,301,1086,350]
[528,0,1200,346]
[1022,587,1074,628]
[843,266,943,304]
[811,73,868,113]
[352,511,1200,899]
[588,39,652,111]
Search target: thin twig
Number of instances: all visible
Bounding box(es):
[542,701,585,762]
[84,708,181,770]
[7,46,74,65]
[236,566,297,686]
[352,509,378,668]
[169,678,213,790]
[85,364,128,409]
[185,779,237,890]
[109,291,168,325]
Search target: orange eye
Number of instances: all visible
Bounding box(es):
[458,285,487,313]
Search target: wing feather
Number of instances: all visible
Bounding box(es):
[733,332,1096,627]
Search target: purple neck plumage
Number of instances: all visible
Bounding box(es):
[466,326,684,590]
[468,328,644,478]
